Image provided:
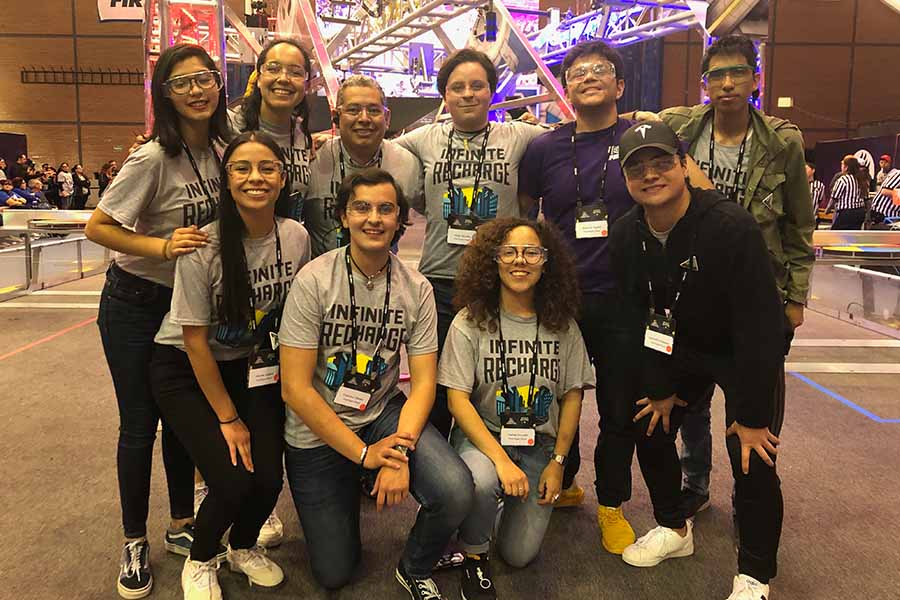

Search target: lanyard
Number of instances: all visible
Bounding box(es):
[446,124,490,216]
[708,116,749,204]
[639,223,698,318]
[496,313,541,416]
[338,142,383,184]
[344,246,392,378]
[288,121,296,192]
[247,221,284,332]
[181,140,221,205]
[571,122,613,212]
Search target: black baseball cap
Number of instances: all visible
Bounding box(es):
[619,121,681,167]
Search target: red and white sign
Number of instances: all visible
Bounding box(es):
[98,0,144,22]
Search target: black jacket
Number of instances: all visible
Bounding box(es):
[609,187,785,428]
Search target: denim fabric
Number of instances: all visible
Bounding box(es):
[285,394,473,589]
[97,262,194,538]
[426,276,456,438]
[452,429,556,568]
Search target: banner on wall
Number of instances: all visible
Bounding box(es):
[98,0,144,22]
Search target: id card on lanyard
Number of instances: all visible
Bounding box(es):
[639,233,695,356]
[247,222,285,388]
[333,247,392,411]
[446,125,490,246]
[496,314,541,446]
[571,123,615,239]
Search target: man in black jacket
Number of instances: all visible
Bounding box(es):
[609,121,783,600]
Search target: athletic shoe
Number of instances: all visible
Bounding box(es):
[460,553,496,600]
[256,510,284,548]
[117,539,152,599]
[395,561,446,600]
[726,574,770,599]
[227,545,284,588]
[193,483,208,518]
[165,524,227,563]
[597,505,636,554]
[680,488,711,519]
[553,483,585,508]
[182,557,222,600]
[622,520,694,567]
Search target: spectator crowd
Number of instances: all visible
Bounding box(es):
[0,153,119,210]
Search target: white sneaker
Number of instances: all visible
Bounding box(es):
[227,545,284,588]
[193,484,208,518]
[726,574,770,599]
[622,520,694,567]
[256,510,284,548]
[181,558,222,600]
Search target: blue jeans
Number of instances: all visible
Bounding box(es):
[97,262,194,539]
[452,429,555,568]
[284,394,474,590]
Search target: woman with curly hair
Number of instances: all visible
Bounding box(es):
[437,217,595,598]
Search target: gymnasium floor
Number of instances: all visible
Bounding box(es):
[3,219,899,600]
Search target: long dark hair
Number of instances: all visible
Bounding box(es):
[239,39,313,150]
[843,156,869,197]
[216,131,291,325]
[454,218,580,333]
[150,44,231,158]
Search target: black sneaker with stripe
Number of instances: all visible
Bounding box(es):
[117,539,152,599]
[460,553,496,600]
[395,561,446,600]
[164,523,227,563]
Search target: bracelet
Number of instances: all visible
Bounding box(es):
[219,415,240,425]
[359,445,369,466]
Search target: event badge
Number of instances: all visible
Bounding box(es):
[644,313,675,355]
[334,373,377,411]
[500,412,536,447]
[447,213,482,246]
[575,202,609,239]
[247,338,280,388]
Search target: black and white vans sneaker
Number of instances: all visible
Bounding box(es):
[117,539,153,599]
[460,553,496,600]
[395,561,446,600]
[164,523,227,563]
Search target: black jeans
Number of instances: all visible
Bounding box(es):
[563,291,643,505]
[426,276,456,439]
[633,347,783,584]
[97,262,194,539]
[150,344,285,562]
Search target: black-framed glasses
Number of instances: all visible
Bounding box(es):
[164,70,223,96]
[701,65,754,85]
[495,245,548,265]
[566,62,616,83]
[623,155,678,179]
[348,200,398,216]
[261,61,307,80]
[225,160,284,179]
[339,104,386,118]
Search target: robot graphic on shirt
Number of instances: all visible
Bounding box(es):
[442,185,499,220]
[496,384,553,425]
[324,351,388,390]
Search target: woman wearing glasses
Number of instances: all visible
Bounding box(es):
[151,131,310,599]
[438,217,594,598]
[85,44,230,600]
[231,38,314,222]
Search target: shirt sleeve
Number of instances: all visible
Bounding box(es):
[278,270,323,349]
[393,125,431,160]
[517,134,544,210]
[97,144,163,228]
[406,278,439,356]
[168,251,214,326]
[436,314,477,393]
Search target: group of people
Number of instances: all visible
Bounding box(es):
[85,32,814,600]
[806,152,900,230]
[0,156,93,209]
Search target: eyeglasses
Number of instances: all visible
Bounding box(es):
[566,62,616,83]
[164,70,223,96]
[701,65,754,85]
[348,200,398,216]
[261,61,307,80]
[340,104,386,118]
[623,155,678,179]
[495,245,548,265]
[447,80,488,95]
[225,160,284,178]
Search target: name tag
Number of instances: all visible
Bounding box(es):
[447,213,482,246]
[644,313,675,355]
[575,202,609,239]
[334,384,372,411]
[447,227,477,246]
[500,426,536,447]
[248,364,279,388]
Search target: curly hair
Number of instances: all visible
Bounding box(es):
[454,218,580,334]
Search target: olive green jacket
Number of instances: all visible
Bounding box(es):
[659,103,815,305]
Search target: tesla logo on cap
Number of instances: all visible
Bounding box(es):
[635,124,652,138]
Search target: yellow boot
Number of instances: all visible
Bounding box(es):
[553,484,585,508]
[597,505,636,555]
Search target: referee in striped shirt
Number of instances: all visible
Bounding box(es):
[826,156,868,229]
[807,161,825,210]
[872,168,900,222]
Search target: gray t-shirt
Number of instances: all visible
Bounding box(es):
[304,138,423,258]
[98,140,221,287]
[279,248,439,449]
[229,109,310,198]
[691,120,754,204]
[437,309,595,438]
[394,121,545,279]
[154,217,311,361]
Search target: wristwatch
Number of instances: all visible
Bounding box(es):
[552,453,567,466]
[394,445,410,457]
